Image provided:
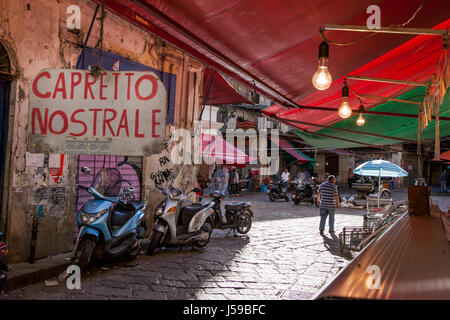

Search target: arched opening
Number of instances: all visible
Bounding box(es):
[0,41,12,234]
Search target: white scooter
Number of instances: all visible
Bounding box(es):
[146,185,215,255]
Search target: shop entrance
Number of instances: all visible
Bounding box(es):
[325,154,339,177]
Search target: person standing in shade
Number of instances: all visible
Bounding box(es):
[234,170,240,195]
[317,175,340,234]
[281,168,290,192]
[228,168,236,197]
[247,170,253,191]
[348,168,354,190]
[440,170,448,192]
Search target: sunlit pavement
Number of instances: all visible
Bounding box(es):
[1,192,370,300]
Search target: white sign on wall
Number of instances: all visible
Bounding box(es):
[28,69,167,155]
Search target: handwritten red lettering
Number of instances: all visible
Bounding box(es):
[48,110,68,135]
[103,108,117,136]
[116,110,129,137]
[152,109,161,138]
[70,109,87,136]
[135,74,158,100]
[31,108,48,134]
[84,73,96,99]
[52,72,67,99]
[70,72,82,99]
[134,109,144,138]
[32,72,51,99]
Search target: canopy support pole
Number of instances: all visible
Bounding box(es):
[280,104,450,121]
[347,75,436,87]
[378,170,381,208]
[272,117,403,152]
[358,94,422,105]
[270,116,416,143]
[323,24,448,36]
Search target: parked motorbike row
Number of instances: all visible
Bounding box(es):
[266,178,319,207]
[73,167,253,271]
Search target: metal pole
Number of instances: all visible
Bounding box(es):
[272,116,416,143]
[270,116,398,150]
[278,103,449,121]
[347,75,436,87]
[323,24,448,36]
[358,94,422,105]
[378,170,381,208]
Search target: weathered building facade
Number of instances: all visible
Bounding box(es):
[0,0,204,262]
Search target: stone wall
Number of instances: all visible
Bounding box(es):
[0,0,203,262]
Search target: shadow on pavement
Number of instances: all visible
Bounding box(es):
[320,232,352,261]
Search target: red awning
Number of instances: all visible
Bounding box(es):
[269,137,313,164]
[263,19,450,131]
[202,133,256,166]
[203,68,252,105]
[94,0,450,109]
[441,150,450,161]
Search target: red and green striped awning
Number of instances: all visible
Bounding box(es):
[269,137,315,164]
[293,87,450,149]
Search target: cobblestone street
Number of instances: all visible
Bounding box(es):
[1,192,367,300]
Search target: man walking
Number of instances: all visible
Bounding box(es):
[317,175,340,234]
[440,170,448,192]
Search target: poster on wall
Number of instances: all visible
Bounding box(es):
[28,69,167,156]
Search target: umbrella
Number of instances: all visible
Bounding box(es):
[353,159,408,178]
[353,159,408,207]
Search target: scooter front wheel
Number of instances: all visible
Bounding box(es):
[127,222,147,259]
[147,231,164,256]
[194,219,213,248]
[236,213,252,234]
[269,193,276,202]
[73,239,96,272]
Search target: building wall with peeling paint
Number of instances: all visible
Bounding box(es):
[0,0,204,263]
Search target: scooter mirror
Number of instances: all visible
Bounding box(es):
[81,166,91,175]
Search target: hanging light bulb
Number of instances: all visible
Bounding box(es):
[356,105,366,126]
[338,84,352,119]
[312,41,332,90]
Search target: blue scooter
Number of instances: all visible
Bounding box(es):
[72,167,147,271]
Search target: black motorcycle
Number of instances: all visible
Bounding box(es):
[267,180,289,202]
[0,232,8,293]
[209,190,253,235]
[292,180,318,207]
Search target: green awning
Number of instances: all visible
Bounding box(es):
[294,87,450,149]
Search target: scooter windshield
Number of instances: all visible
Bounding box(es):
[92,168,123,197]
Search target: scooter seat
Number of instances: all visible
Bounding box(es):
[111,210,134,227]
[181,203,210,216]
[225,202,246,211]
[127,200,145,212]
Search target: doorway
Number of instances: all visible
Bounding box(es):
[325,154,339,177]
[0,42,12,232]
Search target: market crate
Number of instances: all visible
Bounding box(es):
[363,214,381,230]
[339,226,373,255]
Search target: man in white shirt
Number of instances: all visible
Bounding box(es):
[281,169,290,191]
